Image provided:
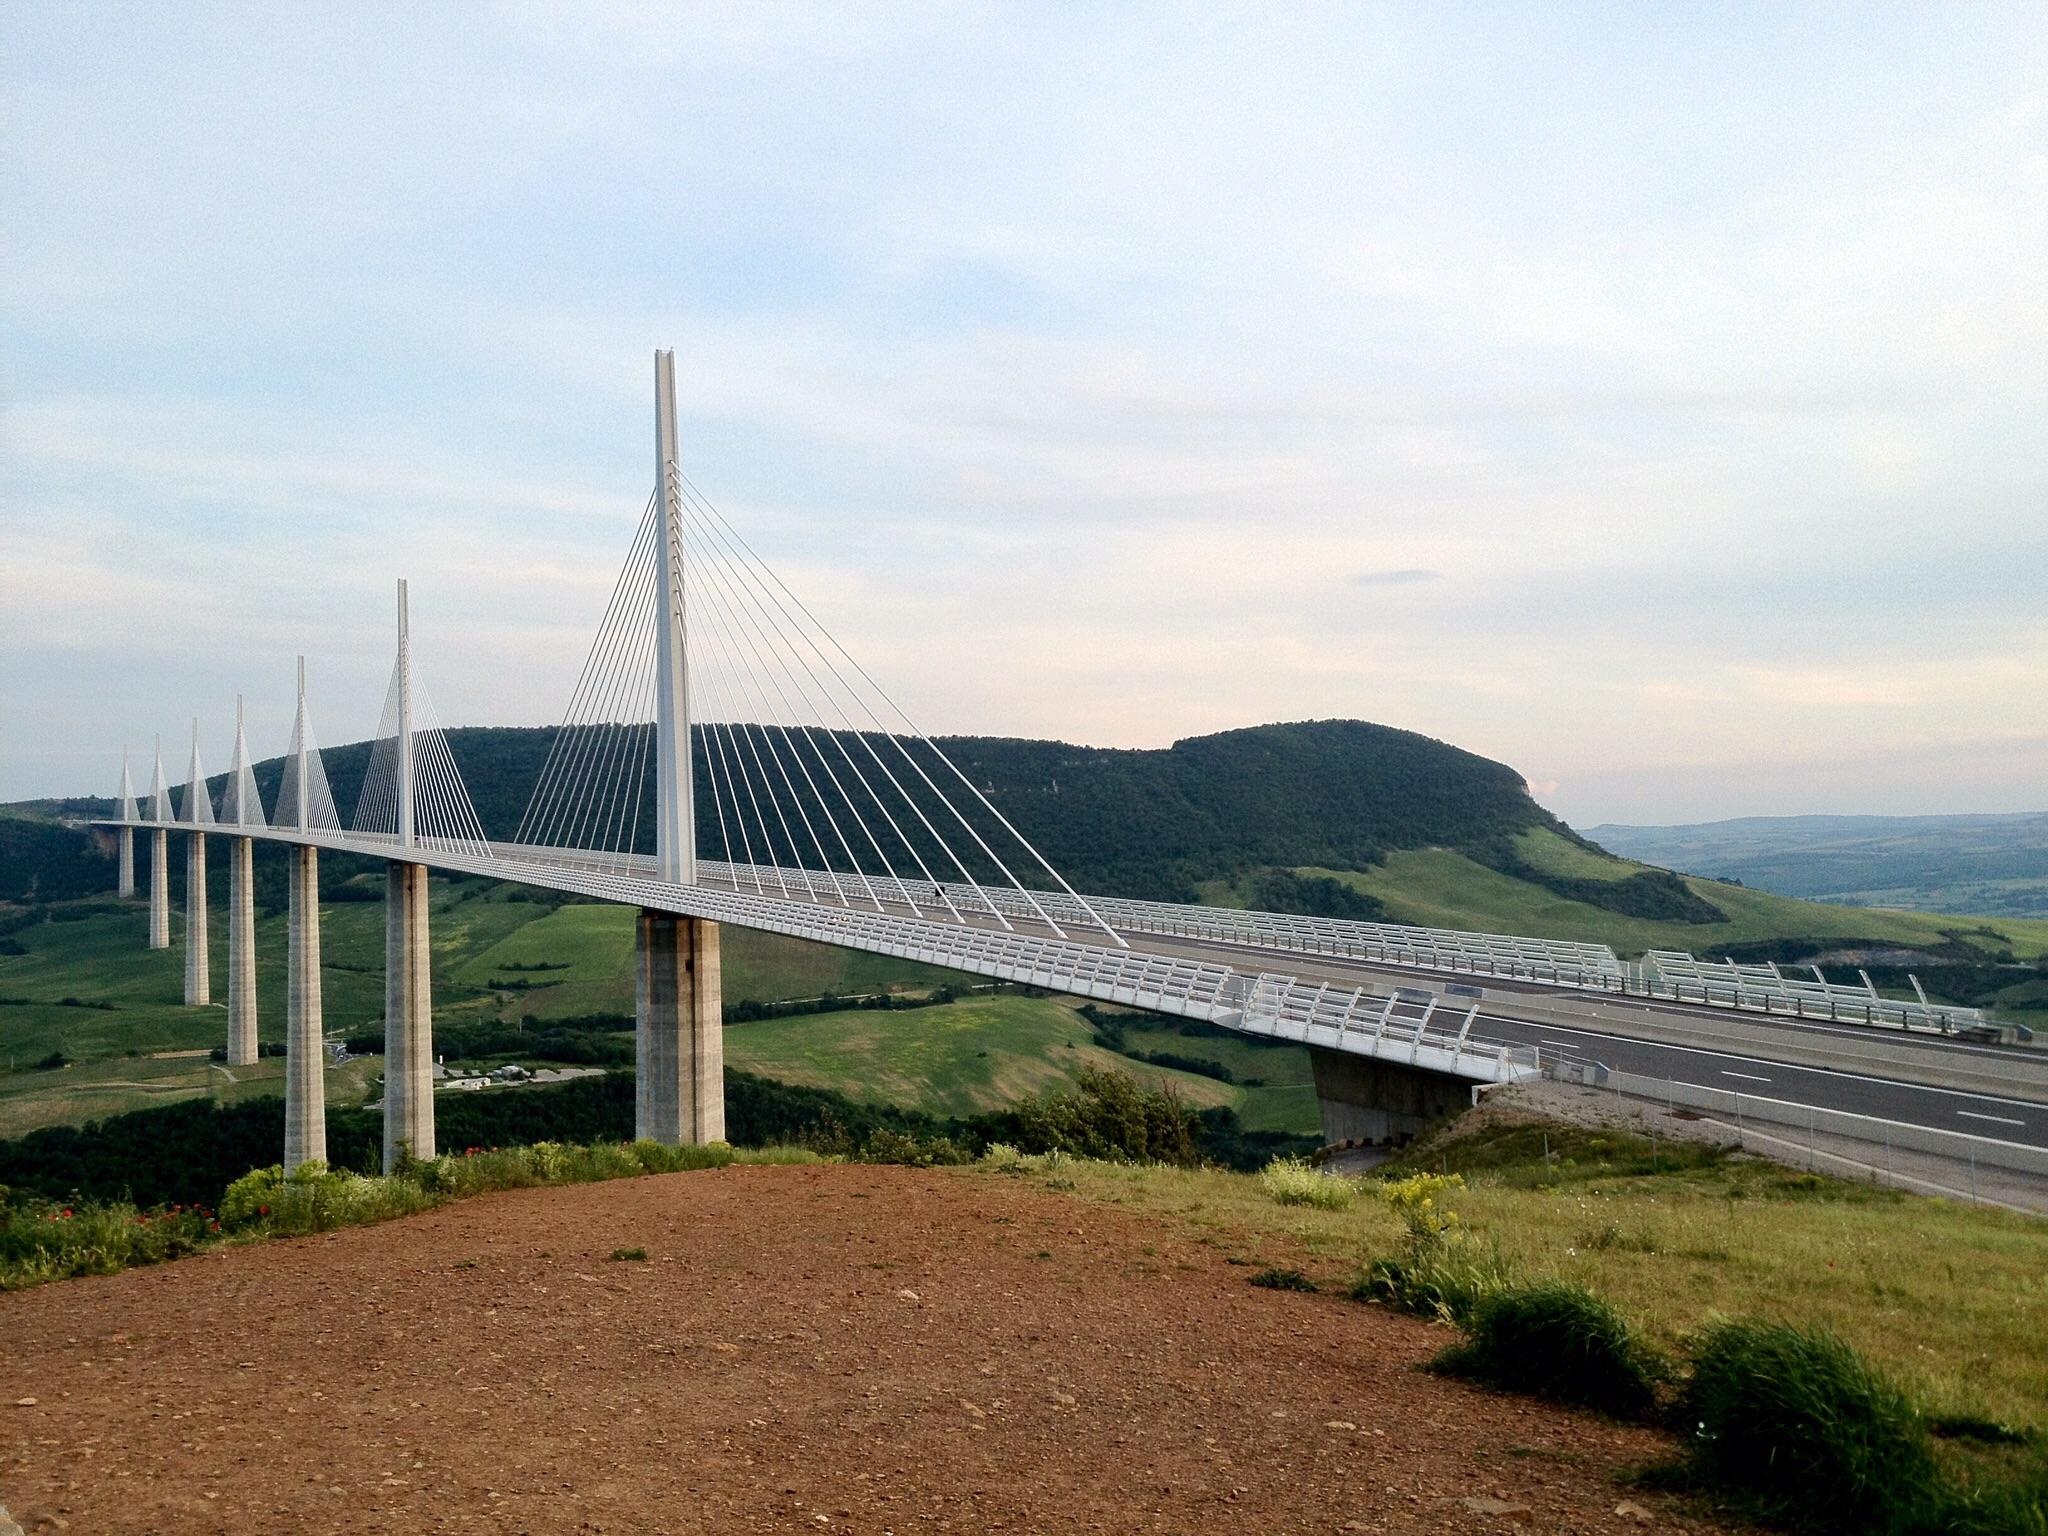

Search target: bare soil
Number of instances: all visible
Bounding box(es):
[1,1165,1730,1534]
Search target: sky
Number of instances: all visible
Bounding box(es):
[3,3,2044,826]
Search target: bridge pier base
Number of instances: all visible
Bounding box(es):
[285,846,326,1172]
[1309,1046,1474,1149]
[635,910,723,1145]
[117,827,134,899]
[148,830,170,948]
[226,837,258,1066]
[184,832,210,1006]
[382,861,434,1172]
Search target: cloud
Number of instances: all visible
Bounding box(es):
[2,4,2045,819]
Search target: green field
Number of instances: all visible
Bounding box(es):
[1300,826,2048,961]
[0,885,983,1132]
[725,994,1242,1120]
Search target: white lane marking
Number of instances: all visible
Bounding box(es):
[1476,1015,2048,1114]
[1541,1039,1573,1048]
[1721,1071,1772,1084]
[1957,1110,2025,1128]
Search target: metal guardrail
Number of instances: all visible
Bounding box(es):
[697,857,1628,988]
[1636,951,1986,1035]
[1547,1060,2047,1179]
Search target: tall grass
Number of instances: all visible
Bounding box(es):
[1678,1320,1940,1535]
[1,1137,790,1290]
[1431,1281,1662,1420]
[1258,1156,1357,1209]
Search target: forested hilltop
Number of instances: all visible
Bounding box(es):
[6,720,1568,908]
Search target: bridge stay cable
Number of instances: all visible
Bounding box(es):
[676,476,1124,949]
[679,518,927,920]
[678,508,970,928]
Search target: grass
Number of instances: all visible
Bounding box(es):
[0,884,985,1133]
[722,993,1241,1121]
[1675,1318,1940,1534]
[2,1139,821,1291]
[1257,1156,1356,1209]
[958,1120,2048,1433]
[1431,1280,1663,1420]
[1294,838,2048,962]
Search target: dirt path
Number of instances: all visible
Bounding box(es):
[1,1166,1726,1534]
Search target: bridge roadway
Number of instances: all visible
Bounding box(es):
[116,821,2048,1156]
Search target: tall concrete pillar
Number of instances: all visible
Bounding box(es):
[382,861,434,1171]
[184,832,210,1006]
[148,830,170,949]
[635,910,723,1145]
[285,845,327,1172]
[226,836,257,1065]
[117,828,135,899]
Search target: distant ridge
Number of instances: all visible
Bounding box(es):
[1585,812,2048,919]
[4,719,1567,905]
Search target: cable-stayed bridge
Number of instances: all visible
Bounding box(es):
[94,352,2046,1190]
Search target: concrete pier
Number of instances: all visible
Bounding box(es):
[382,861,433,1171]
[117,827,135,899]
[183,832,210,1006]
[285,845,326,1172]
[1309,1046,1472,1148]
[148,830,170,949]
[635,910,724,1145]
[226,836,258,1065]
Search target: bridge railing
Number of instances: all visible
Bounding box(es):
[697,858,1628,989]
[1637,951,1985,1034]
[1228,972,1541,1083]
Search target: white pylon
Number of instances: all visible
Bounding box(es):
[653,349,695,885]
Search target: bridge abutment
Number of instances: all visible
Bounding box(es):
[226,837,258,1065]
[148,830,170,949]
[1309,1045,1473,1149]
[285,845,326,1172]
[382,861,434,1171]
[635,910,723,1145]
[117,827,134,899]
[183,832,210,1006]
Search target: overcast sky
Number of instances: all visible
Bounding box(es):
[3,3,2043,826]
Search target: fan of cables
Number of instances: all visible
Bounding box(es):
[514,475,1123,948]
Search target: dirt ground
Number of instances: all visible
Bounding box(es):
[1,1165,1731,1535]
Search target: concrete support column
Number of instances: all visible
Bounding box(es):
[148,830,170,949]
[635,910,723,1145]
[118,828,135,899]
[382,861,433,1171]
[184,832,210,1006]
[226,837,258,1065]
[285,845,327,1172]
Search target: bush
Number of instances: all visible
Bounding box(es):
[1678,1320,1939,1535]
[992,1068,1200,1166]
[859,1129,972,1167]
[1258,1156,1356,1209]
[1431,1281,1662,1420]
[1249,1267,1317,1292]
[0,1198,216,1289]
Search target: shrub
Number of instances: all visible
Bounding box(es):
[1678,1320,1939,1535]
[979,1143,1030,1175]
[608,1247,647,1262]
[859,1129,972,1167]
[1431,1281,1662,1420]
[0,1199,215,1289]
[1249,1267,1317,1292]
[1258,1156,1356,1209]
